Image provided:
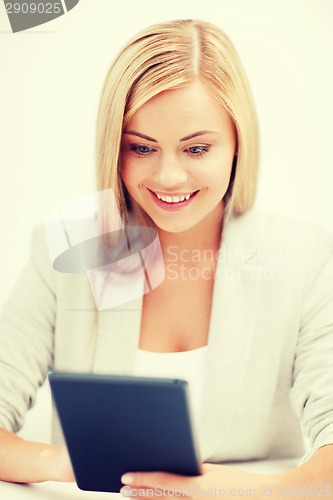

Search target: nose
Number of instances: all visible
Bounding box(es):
[153,154,189,187]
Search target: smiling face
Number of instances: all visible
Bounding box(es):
[120,81,237,234]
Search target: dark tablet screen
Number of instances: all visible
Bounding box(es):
[49,372,202,492]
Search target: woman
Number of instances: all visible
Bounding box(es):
[0,19,332,494]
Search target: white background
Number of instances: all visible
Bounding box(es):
[0,0,332,441]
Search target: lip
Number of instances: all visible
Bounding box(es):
[147,188,200,211]
[148,189,197,198]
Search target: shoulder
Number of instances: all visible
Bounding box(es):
[220,210,333,289]
[224,209,333,261]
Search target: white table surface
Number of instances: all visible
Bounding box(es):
[0,458,300,499]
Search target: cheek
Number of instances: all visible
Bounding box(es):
[202,158,234,189]
[120,163,137,193]
[120,156,151,191]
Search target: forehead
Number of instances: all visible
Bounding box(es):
[126,81,233,139]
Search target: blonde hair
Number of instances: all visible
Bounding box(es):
[96,19,259,229]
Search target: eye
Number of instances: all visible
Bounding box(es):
[128,144,155,156]
[184,145,211,157]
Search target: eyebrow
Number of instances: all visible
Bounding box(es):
[122,130,219,143]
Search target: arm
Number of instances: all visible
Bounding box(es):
[0,428,74,483]
[269,444,333,496]
[288,228,333,479]
[0,226,73,483]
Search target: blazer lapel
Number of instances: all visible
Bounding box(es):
[198,210,264,459]
[93,294,143,374]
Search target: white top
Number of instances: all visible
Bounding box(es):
[133,346,209,433]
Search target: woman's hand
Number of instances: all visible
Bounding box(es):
[119,463,274,498]
[49,445,75,482]
[0,429,75,484]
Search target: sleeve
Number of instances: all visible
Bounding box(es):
[289,228,333,465]
[0,225,56,432]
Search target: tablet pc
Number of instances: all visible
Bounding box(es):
[49,372,202,492]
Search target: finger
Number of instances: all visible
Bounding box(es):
[121,471,199,491]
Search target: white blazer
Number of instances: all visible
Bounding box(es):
[0,209,333,466]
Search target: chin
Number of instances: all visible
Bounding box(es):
[150,217,199,234]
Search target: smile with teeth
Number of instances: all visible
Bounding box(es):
[153,191,197,203]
